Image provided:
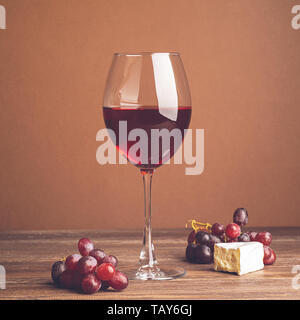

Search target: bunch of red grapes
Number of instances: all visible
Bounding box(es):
[51,238,129,294]
[186,208,276,266]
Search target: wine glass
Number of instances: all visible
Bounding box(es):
[102,52,192,280]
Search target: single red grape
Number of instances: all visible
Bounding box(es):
[255,232,272,246]
[59,270,74,289]
[101,255,118,268]
[78,238,94,256]
[225,223,241,239]
[77,256,97,275]
[263,247,276,265]
[96,263,115,281]
[108,270,128,291]
[72,271,83,290]
[89,249,106,265]
[65,254,81,271]
[263,245,272,261]
[211,223,225,236]
[51,261,66,285]
[81,273,101,294]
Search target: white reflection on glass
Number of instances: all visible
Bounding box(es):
[151,53,178,121]
[119,56,142,107]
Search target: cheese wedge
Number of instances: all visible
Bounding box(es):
[214,242,264,275]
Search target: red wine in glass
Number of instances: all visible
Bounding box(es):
[103,106,192,170]
[102,52,192,280]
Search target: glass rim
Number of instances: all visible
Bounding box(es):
[114,51,180,56]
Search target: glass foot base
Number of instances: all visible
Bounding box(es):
[127,265,185,280]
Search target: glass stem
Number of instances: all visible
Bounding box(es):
[139,169,157,268]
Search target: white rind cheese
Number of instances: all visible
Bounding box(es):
[214,242,264,275]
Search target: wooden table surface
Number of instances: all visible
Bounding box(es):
[0,227,299,300]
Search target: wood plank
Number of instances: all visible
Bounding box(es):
[0,228,299,300]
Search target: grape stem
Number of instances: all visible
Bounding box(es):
[186,219,212,233]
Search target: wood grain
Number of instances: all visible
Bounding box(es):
[0,228,299,300]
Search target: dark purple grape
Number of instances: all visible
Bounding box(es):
[81,274,101,294]
[247,231,257,241]
[207,234,221,249]
[195,231,204,243]
[211,223,225,236]
[108,270,128,291]
[101,255,118,268]
[59,270,74,289]
[238,233,251,242]
[78,238,94,256]
[51,261,66,285]
[65,254,82,271]
[195,231,210,245]
[89,249,106,265]
[77,256,98,275]
[185,243,197,263]
[100,280,110,291]
[194,244,213,264]
[233,208,248,226]
[219,234,226,242]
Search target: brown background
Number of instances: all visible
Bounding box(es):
[0,0,300,230]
